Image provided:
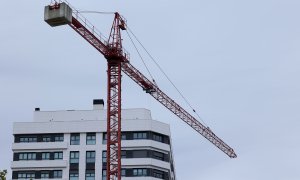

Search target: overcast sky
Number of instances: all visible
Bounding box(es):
[1,0,300,179]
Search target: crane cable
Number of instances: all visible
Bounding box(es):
[126,27,209,127]
[77,11,115,15]
[125,30,157,85]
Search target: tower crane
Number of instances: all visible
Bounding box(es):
[44,1,237,180]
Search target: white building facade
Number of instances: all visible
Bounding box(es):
[11,100,176,180]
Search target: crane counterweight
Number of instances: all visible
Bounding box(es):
[44,2,72,27]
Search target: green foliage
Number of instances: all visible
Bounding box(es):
[0,169,7,180]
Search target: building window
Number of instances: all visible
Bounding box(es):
[27,153,36,160]
[153,133,163,142]
[102,151,107,163]
[153,169,164,179]
[133,169,147,176]
[42,152,50,160]
[54,134,64,142]
[102,131,169,144]
[132,150,147,158]
[121,133,126,140]
[121,151,126,158]
[42,135,51,142]
[20,136,37,143]
[41,171,50,179]
[121,169,126,177]
[102,133,107,144]
[103,132,127,143]
[133,132,147,139]
[70,151,79,163]
[19,153,26,161]
[153,151,164,161]
[86,133,96,145]
[19,153,36,160]
[18,173,26,179]
[53,170,62,178]
[86,170,95,180]
[102,170,106,180]
[70,172,79,180]
[70,133,80,145]
[28,172,35,178]
[54,152,63,160]
[86,151,95,163]
[18,172,35,179]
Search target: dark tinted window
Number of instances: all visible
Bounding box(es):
[71,134,80,145]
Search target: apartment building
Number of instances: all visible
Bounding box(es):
[11,100,176,180]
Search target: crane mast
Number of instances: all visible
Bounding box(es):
[105,13,126,180]
[45,1,237,179]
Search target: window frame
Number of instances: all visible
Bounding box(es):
[102,170,107,180]
[102,133,107,144]
[70,172,79,180]
[41,171,50,179]
[54,134,64,142]
[86,133,96,145]
[86,151,96,163]
[42,152,50,160]
[121,169,126,177]
[53,170,62,178]
[70,133,80,145]
[54,152,63,160]
[85,170,95,180]
[153,133,163,142]
[153,169,164,179]
[19,136,37,143]
[102,151,107,163]
[42,136,51,142]
[18,172,35,179]
[153,151,164,161]
[133,132,147,139]
[133,168,147,176]
[19,152,36,161]
[70,151,80,163]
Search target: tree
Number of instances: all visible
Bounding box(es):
[0,169,7,180]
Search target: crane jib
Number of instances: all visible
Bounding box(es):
[121,63,237,158]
